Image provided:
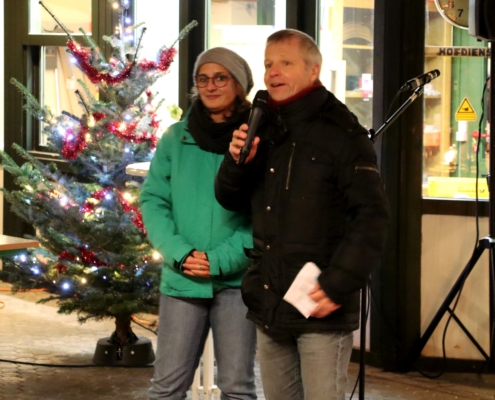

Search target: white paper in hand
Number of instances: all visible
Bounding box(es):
[283,262,322,318]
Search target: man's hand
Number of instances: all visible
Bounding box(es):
[229,123,260,164]
[309,283,341,318]
[182,250,210,278]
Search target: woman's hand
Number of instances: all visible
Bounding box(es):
[182,250,211,278]
[229,123,260,164]
[309,283,341,318]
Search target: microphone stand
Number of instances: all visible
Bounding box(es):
[356,84,425,400]
[369,85,424,142]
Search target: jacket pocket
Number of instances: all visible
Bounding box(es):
[241,258,263,316]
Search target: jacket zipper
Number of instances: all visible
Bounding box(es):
[355,165,379,173]
[286,142,296,190]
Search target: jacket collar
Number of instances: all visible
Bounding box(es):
[269,85,331,127]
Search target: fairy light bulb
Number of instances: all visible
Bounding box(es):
[19,254,27,262]
[31,266,40,275]
[81,278,87,284]
[112,2,119,9]
[62,282,71,290]
[152,251,161,261]
[59,196,69,207]
[123,192,133,201]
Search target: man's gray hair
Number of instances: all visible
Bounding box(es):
[266,29,322,67]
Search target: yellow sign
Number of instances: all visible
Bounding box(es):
[427,177,488,199]
[455,98,476,121]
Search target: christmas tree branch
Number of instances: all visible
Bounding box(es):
[10,78,51,122]
[11,143,60,185]
[168,20,198,49]
[79,27,106,63]
[39,1,74,41]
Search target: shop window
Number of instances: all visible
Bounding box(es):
[30,1,182,150]
[135,0,180,127]
[208,0,286,98]
[319,0,374,130]
[38,46,97,146]
[423,0,490,200]
[29,0,92,35]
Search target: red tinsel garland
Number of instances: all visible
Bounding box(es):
[138,47,177,72]
[93,112,106,122]
[105,120,158,148]
[53,247,106,274]
[116,192,147,236]
[67,40,134,85]
[67,40,177,85]
[80,188,146,235]
[61,126,89,160]
[53,250,75,273]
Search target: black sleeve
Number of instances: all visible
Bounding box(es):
[214,151,256,212]
[318,131,390,305]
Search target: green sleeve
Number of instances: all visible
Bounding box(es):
[207,222,253,276]
[140,130,194,267]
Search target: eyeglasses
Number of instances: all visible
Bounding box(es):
[195,74,231,88]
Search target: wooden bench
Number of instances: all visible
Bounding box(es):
[0,234,39,258]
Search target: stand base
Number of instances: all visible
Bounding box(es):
[93,336,155,366]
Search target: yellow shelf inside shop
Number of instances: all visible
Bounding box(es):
[427,177,489,199]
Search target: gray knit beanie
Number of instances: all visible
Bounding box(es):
[193,47,254,95]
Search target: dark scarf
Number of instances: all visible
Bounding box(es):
[187,100,250,154]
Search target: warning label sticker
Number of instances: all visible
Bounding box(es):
[455,98,477,121]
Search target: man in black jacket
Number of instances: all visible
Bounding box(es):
[215,29,389,400]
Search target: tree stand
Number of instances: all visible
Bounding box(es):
[93,335,155,366]
[93,315,155,366]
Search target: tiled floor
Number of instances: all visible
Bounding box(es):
[1,281,495,400]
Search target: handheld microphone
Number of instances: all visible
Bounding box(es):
[238,90,269,165]
[402,69,440,91]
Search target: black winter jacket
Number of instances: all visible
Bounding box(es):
[215,86,390,332]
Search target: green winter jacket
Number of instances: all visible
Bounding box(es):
[140,115,253,298]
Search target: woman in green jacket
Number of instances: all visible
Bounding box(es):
[141,48,257,400]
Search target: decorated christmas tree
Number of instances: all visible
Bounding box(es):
[0,1,196,363]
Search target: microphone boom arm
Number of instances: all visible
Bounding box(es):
[369,86,424,142]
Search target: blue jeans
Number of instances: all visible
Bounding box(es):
[148,290,257,400]
[256,326,353,400]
